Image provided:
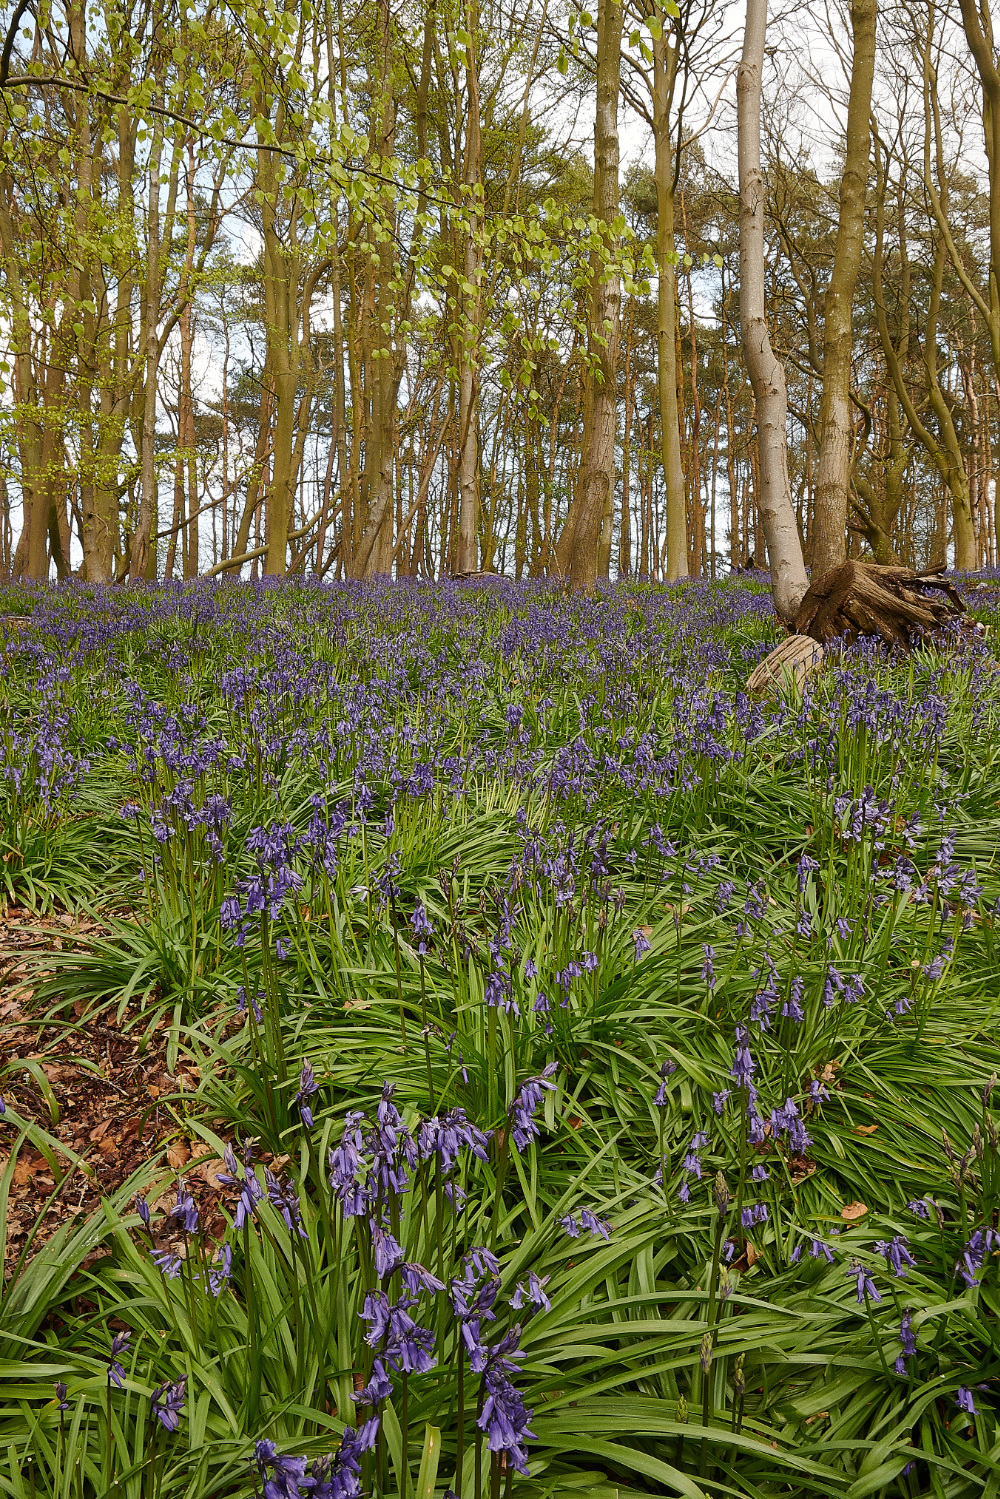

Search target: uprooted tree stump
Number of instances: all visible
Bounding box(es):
[748,562,975,696]
[792,561,967,646]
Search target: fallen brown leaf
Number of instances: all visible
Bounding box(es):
[841,1201,868,1221]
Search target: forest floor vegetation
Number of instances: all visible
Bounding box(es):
[2,573,1000,1498]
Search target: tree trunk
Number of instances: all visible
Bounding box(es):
[810,0,877,577]
[563,0,622,591]
[653,30,687,582]
[737,0,809,623]
[456,0,482,573]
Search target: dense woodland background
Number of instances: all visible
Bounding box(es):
[1,0,999,585]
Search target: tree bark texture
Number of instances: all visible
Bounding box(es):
[737,0,809,623]
[810,0,877,578]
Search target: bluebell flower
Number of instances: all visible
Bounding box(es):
[351,1358,393,1406]
[712,1089,730,1114]
[410,900,433,954]
[653,1059,675,1107]
[105,1330,131,1388]
[265,1168,307,1237]
[134,1193,150,1228]
[741,1202,767,1229]
[906,1198,930,1219]
[371,1222,404,1278]
[171,1183,198,1235]
[509,1271,551,1312]
[150,1376,186,1432]
[294,1061,319,1129]
[219,1145,265,1229]
[399,1262,446,1296]
[151,1249,183,1280]
[208,1243,233,1296]
[701,945,716,988]
[956,1386,978,1416]
[633,929,651,961]
[848,1260,881,1304]
[53,1383,68,1410]
[874,1235,915,1278]
[476,1328,536,1476]
[254,1438,310,1498]
[508,1064,558,1152]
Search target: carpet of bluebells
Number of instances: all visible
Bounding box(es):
[3,574,1000,1499]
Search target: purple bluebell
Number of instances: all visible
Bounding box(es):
[906,1198,930,1219]
[712,1089,730,1115]
[171,1183,198,1234]
[150,1376,186,1432]
[848,1261,881,1304]
[410,900,433,954]
[508,1063,558,1152]
[105,1330,131,1388]
[633,929,651,961]
[254,1438,310,1498]
[294,1061,319,1129]
[151,1249,183,1280]
[956,1386,978,1416]
[134,1194,150,1228]
[781,975,805,1022]
[265,1168,307,1238]
[351,1358,393,1406]
[399,1262,446,1295]
[741,1202,768,1229]
[54,1383,68,1410]
[579,1207,612,1240]
[653,1059,675,1107]
[209,1243,233,1296]
[476,1329,536,1476]
[895,1310,916,1375]
[372,1222,404,1278]
[874,1235,916,1278]
[701,945,716,988]
[509,1271,551,1312]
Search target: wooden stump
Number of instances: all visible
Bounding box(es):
[747,634,826,697]
[793,561,966,646]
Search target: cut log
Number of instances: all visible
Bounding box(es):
[794,561,966,646]
[747,634,826,697]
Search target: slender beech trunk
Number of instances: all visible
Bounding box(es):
[456,0,482,573]
[561,0,622,591]
[653,28,687,580]
[810,0,877,577]
[737,0,809,623]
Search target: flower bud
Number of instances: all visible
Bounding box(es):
[733,1353,745,1396]
[700,1332,713,1373]
[676,1395,689,1424]
[713,1171,730,1217]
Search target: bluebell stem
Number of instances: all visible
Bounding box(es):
[150,1376,186,1432]
[294,1061,318,1128]
[105,1330,131,1388]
